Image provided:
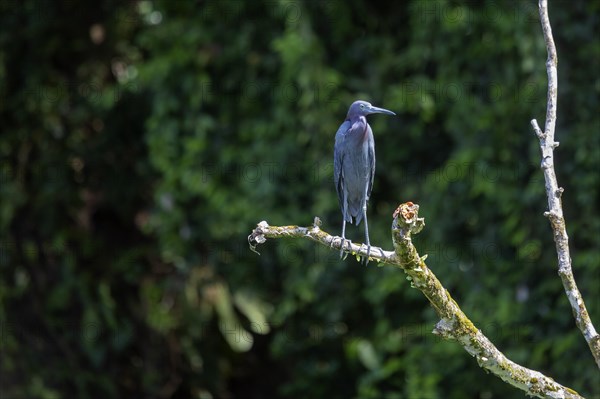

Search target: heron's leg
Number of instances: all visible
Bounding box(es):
[339,219,346,259]
[362,205,371,265]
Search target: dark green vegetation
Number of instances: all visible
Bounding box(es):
[1,1,598,398]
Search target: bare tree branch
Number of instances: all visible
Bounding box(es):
[530,0,600,369]
[248,203,583,398]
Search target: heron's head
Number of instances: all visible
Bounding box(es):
[347,100,396,118]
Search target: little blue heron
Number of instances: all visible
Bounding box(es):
[334,100,396,263]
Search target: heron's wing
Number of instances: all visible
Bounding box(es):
[366,130,375,201]
[334,120,351,219]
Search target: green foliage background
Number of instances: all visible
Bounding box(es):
[1,1,599,398]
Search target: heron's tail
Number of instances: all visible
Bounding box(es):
[346,201,364,226]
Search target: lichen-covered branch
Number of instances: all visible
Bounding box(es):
[248,203,582,398]
[248,216,397,263]
[391,203,581,398]
[530,0,600,368]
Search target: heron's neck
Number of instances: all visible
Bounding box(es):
[348,115,366,124]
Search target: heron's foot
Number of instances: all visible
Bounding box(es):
[343,239,353,260]
[364,244,371,265]
[357,243,371,265]
[339,238,352,260]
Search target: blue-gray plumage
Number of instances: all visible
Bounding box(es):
[334,100,395,263]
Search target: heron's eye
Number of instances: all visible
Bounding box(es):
[360,104,365,108]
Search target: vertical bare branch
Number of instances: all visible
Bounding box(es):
[530,0,600,369]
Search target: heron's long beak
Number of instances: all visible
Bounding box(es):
[367,105,396,116]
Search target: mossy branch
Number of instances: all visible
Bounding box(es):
[530,0,600,368]
[248,203,582,398]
